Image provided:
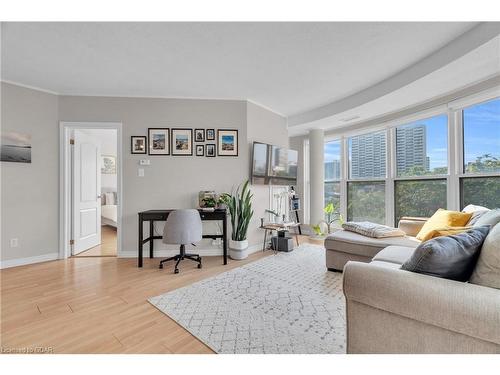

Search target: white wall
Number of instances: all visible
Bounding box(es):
[1,83,59,265]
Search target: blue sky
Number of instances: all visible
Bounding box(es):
[324,98,500,170]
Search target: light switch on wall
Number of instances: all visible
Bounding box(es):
[138,168,144,177]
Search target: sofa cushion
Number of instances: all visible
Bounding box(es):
[470,223,500,289]
[462,204,490,226]
[416,209,472,241]
[401,225,490,282]
[473,208,500,228]
[368,260,403,270]
[325,230,420,258]
[418,226,472,242]
[372,245,416,265]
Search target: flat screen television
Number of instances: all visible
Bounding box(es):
[251,142,298,185]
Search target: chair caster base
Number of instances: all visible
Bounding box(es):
[197,263,202,269]
[159,264,163,269]
[174,269,179,274]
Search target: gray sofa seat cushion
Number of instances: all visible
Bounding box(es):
[470,223,500,289]
[325,230,420,258]
[372,245,416,265]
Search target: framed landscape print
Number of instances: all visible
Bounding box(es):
[1,131,31,163]
[194,129,205,142]
[206,128,215,141]
[131,136,147,154]
[217,129,238,156]
[101,155,116,174]
[206,144,216,157]
[148,128,169,155]
[196,144,204,156]
[171,128,193,156]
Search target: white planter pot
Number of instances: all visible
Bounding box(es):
[229,239,249,260]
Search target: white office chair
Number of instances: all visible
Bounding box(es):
[159,209,203,274]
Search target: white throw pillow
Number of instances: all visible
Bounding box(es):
[105,192,115,205]
[462,204,490,226]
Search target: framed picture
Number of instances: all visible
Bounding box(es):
[131,136,147,154]
[217,129,238,156]
[171,128,193,156]
[206,144,216,157]
[196,144,204,156]
[206,128,215,141]
[1,131,31,163]
[148,128,170,155]
[194,129,205,142]
[101,155,117,174]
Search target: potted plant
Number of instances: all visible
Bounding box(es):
[221,180,254,260]
[323,201,343,234]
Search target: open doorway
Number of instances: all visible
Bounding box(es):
[60,122,122,260]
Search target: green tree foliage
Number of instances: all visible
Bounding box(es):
[347,182,385,224]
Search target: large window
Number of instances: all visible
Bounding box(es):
[324,140,341,209]
[396,114,448,177]
[463,98,500,174]
[394,114,448,223]
[395,179,447,223]
[347,181,385,224]
[461,177,500,209]
[347,131,386,224]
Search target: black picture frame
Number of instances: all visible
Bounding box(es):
[206,128,215,141]
[194,129,205,142]
[171,128,193,156]
[196,144,205,156]
[131,136,147,154]
[217,129,239,157]
[148,128,170,155]
[206,144,216,157]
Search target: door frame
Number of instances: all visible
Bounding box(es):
[59,122,123,259]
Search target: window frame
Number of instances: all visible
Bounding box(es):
[313,87,500,226]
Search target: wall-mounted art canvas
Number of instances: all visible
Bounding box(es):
[194,129,205,142]
[206,144,216,157]
[1,131,32,163]
[172,128,193,156]
[196,144,204,156]
[101,155,117,174]
[131,136,147,154]
[206,128,215,141]
[148,128,170,155]
[217,129,238,156]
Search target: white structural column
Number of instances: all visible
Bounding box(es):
[309,129,325,226]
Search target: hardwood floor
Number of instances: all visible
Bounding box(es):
[1,240,323,354]
[74,225,117,257]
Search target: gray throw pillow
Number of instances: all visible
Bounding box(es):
[474,208,500,228]
[401,225,490,281]
[470,223,500,289]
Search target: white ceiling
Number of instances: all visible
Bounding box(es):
[1,22,483,114]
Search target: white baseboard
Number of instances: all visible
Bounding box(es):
[0,252,60,269]
[119,243,263,258]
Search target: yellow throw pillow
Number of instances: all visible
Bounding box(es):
[419,226,472,242]
[416,209,472,241]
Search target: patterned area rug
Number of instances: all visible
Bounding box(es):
[148,244,346,354]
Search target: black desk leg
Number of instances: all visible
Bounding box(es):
[138,216,143,267]
[223,215,228,265]
[149,220,154,258]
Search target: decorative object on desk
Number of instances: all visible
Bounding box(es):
[206,143,216,157]
[321,201,343,234]
[221,180,253,260]
[206,128,215,141]
[217,129,238,156]
[131,136,147,154]
[198,191,217,210]
[194,129,205,142]
[148,128,169,155]
[217,194,228,210]
[101,155,116,174]
[196,144,204,156]
[1,131,31,163]
[171,128,193,156]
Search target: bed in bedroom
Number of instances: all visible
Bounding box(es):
[101,190,117,227]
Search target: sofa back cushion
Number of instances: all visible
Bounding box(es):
[415,209,472,241]
[401,225,490,281]
[462,204,490,226]
[473,208,500,228]
[470,223,500,289]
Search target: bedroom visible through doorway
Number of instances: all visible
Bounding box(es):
[70,128,118,257]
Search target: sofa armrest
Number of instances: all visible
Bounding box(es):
[343,261,500,345]
[398,216,428,236]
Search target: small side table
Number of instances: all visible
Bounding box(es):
[260,222,300,252]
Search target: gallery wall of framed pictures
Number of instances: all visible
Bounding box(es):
[131,127,238,158]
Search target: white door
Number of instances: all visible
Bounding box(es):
[73,130,101,254]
